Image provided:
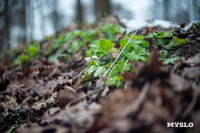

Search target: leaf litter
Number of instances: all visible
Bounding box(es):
[0,16,200,133]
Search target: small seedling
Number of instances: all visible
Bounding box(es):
[13,54,29,66]
[27,42,40,58]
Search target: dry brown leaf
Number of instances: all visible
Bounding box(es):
[57,86,78,108]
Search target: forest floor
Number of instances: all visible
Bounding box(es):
[0,16,200,133]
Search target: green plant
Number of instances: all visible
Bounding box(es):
[84,33,150,87]
[196,21,200,27]
[148,31,189,64]
[13,54,29,66]
[148,31,173,45]
[162,56,180,64]
[13,41,40,66]
[44,35,68,56]
[166,37,189,49]
[27,42,40,58]
[45,23,124,62]
[148,31,189,48]
[7,123,17,133]
[98,23,124,40]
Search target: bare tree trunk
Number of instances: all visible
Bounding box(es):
[21,0,27,45]
[51,0,64,32]
[75,0,83,24]
[3,0,10,51]
[94,0,111,20]
[27,0,34,42]
[163,0,169,21]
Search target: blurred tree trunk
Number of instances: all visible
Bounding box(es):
[75,0,83,23]
[188,0,199,20]
[163,0,169,21]
[27,0,34,41]
[51,0,63,32]
[20,0,27,45]
[1,0,10,51]
[38,0,46,37]
[94,0,111,20]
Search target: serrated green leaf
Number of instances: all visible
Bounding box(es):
[119,39,128,48]
[166,37,189,49]
[87,66,97,74]
[94,67,106,77]
[106,76,124,87]
[122,63,132,72]
[157,37,168,45]
[98,38,107,49]
[108,64,121,77]
[163,56,180,64]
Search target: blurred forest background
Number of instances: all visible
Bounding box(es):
[0,0,200,52]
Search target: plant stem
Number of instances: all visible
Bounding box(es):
[92,56,100,67]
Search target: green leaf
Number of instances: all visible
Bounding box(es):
[147,31,173,46]
[196,21,200,27]
[85,57,91,62]
[88,61,96,67]
[122,63,132,72]
[166,37,189,49]
[98,38,107,49]
[98,38,114,51]
[108,64,121,77]
[157,37,168,45]
[60,54,69,59]
[119,39,128,48]
[67,40,80,53]
[7,124,17,133]
[14,54,29,66]
[87,66,97,74]
[163,56,180,64]
[151,31,173,38]
[106,76,124,87]
[27,42,40,58]
[160,50,168,60]
[94,67,106,77]
[131,40,149,47]
[47,49,63,62]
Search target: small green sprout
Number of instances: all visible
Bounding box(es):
[13,54,29,66]
[27,42,40,58]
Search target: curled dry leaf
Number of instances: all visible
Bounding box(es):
[57,86,78,108]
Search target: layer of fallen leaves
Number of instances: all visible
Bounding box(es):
[11,52,200,133]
